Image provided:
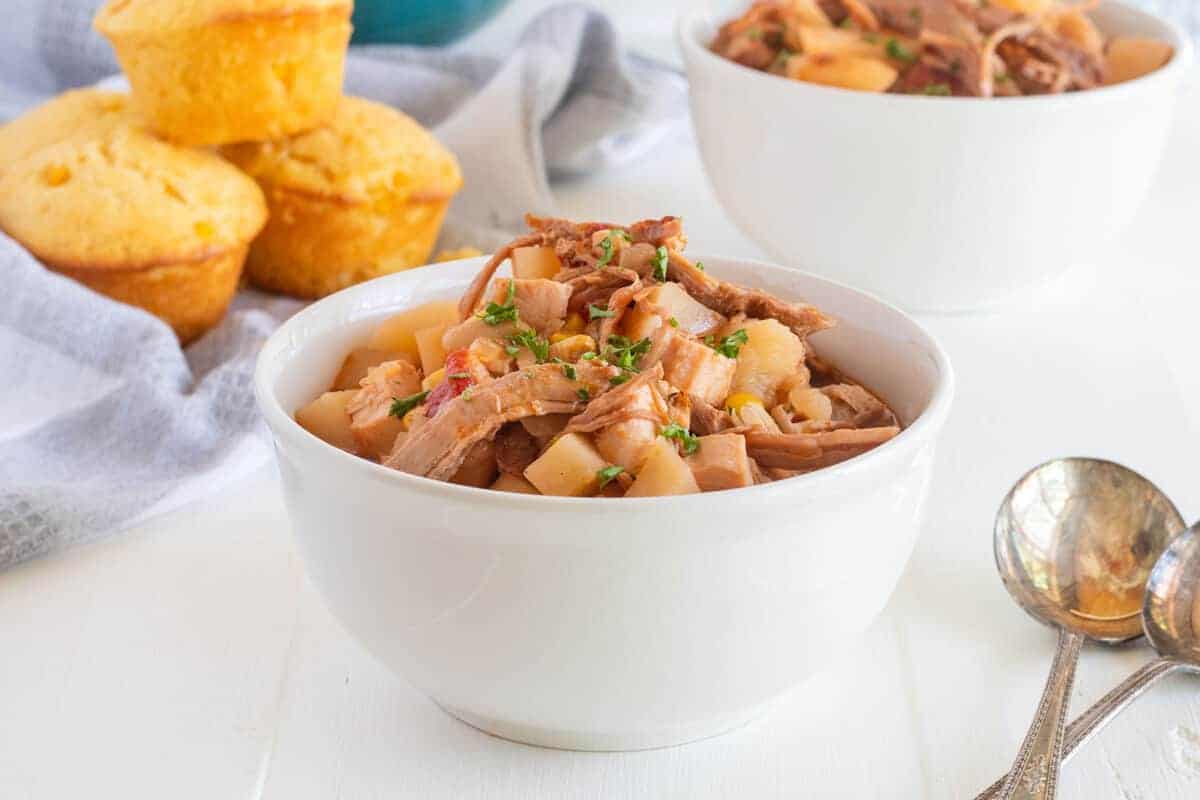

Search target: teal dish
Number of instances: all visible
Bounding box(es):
[351,0,512,45]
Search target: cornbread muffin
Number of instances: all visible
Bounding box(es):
[0,128,267,344]
[0,89,140,171]
[94,0,353,146]
[223,96,463,299]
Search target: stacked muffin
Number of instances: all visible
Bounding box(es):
[0,0,462,343]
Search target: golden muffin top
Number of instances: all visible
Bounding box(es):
[222,96,463,206]
[0,90,142,172]
[95,0,352,34]
[0,128,267,271]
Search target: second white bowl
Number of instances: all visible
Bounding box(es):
[679,1,1193,311]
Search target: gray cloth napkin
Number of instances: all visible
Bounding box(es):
[0,2,687,570]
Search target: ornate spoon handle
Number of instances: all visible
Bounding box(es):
[976,657,1183,800]
[996,628,1083,799]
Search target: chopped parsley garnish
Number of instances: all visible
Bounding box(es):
[651,245,669,282]
[995,71,1010,83]
[668,316,680,328]
[838,17,852,28]
[505,344,520,356]
[576,387,591,401]
[461,387,475,401]
[597,465,625,488]
[909,6,923,22]
[949,58,963,74]
[886,38,917,64]
[611,228,632,242]
[922,83,952,96]
[609,373,632,386]
[602,335,652,373]
[595,235,615,268]
[447,372,470,380]
[863,33,879,44]
[478,280,519,325]
[561,363,577,380]
[695,261,705,272]
[708,328,749,359]
[588,303,616,320]
[388,390,429,418]
[507,329,550,363]
[660,423,700,456]
[580,351,597,360]
[746,26,762,39]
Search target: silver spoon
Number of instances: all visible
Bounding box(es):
[991,458,1185,800]
[977,520,1200,799]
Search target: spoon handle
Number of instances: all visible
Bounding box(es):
[996,628,1083,800]
[974,657,1183,800]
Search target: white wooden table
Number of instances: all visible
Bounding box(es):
[3,4,1200,797]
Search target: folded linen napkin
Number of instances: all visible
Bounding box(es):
[0,1,687,570]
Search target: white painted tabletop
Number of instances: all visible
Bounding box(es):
[3,4,1200,798]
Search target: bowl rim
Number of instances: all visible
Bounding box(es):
[255,253,955,512]
[677,0,1195,106]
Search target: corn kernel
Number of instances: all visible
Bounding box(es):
[421,367,445,392]
[562,312,586,335]
[41,164,71,187]
[725,392,764,413]
[402,407,421,431]
[194,220,215,240]
[550,334,597,363]
[549,332,571,344]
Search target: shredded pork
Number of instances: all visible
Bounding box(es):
[304,214,904,497]
[711,0,1151,97]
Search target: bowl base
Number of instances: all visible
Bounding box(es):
[435,697,779,752]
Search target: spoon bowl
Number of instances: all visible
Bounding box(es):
[1143,523,1200,666]
[995,457,1185,643]
[990,458,1184,799]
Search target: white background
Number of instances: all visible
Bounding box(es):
[3,2,1200,798]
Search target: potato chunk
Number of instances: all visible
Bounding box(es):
[488,278,572,334]
[367,301,459,361]
[786,53,898,93]
[331,347,410,391]
[793,27,916,62]
[1105,37,1173,85]
[524,432,609,497]
[686,434,754,492]
[511,246,562,280]
[727,318,805,406]
[414,323,450,376]
[295,391,358,453]
[1051,10,1103,55]
[625,438,701,498]
[441,316,522,352]
[789,0,832,28]
[491,473,540,494]
[623,282,725,340]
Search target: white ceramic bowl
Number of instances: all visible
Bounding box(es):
[255,255,954,750]
[679,2,1194,312]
